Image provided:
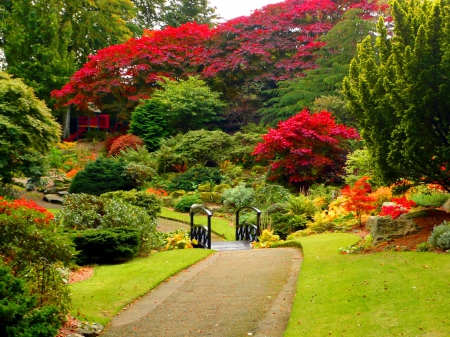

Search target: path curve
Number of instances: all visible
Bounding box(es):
[102,248,302,337]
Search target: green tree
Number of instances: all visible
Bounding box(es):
[0,72,60,183]
[261,8,377,126]
[343,0,450,190]
[0,0,135,105]
[130,100,172,151]
[148,76,225,133]
[161,0,218,28]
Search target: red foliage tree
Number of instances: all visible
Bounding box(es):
[252,109,359,186]
[108,134,145,157]
[341,176,376,226]
[52,0,385,122]
[52,22,213,118]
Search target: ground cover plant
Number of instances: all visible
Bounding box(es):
[69,249,213,326]
[284,233,450,336]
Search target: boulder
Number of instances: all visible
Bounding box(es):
[43,194,65,204]
[366,216,421,245]
[443,198,450,213]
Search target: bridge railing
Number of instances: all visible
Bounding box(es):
[189,204,212,249]
[235,206,261,242]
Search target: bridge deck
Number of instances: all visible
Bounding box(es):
[211,240,252,251]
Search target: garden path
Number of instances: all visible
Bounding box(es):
[101,248,302,337]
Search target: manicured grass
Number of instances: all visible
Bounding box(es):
[70,249,214,326]
[285,233,450,336]
[159,207,235,241]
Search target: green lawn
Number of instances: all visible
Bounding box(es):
[159,207,236,241]
[285,233,450,336]
[70,249,214,326]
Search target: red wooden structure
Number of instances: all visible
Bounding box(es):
[64,114,111,142]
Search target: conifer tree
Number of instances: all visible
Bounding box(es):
[343,0,450,190]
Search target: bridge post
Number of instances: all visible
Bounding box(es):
[189,204,212,249]
[235,206,261,242]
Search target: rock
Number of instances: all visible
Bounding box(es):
[367,216,421,245]
[68,334,84,337]
[399,210,429,220]
[43,194,65,204]
[443,198,450,213]
[77,322,104,337]
[58,191,70,197]
[381,202,397,208]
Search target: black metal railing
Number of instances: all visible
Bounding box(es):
[189,204,212,249]
[235,206,261,242]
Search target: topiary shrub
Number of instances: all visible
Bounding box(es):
[69,157,135,195]
[71,227,141,265]
[0,264,62,337]
[428,221,450,250]
[169,167,222,192]
[174,194,202,213]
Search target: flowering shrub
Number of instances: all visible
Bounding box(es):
[369,186,392,212]
[0,197,74,317]
[163,229,197,250]
[379,197,416,219]
[252,229,280,249]
[108,134,145,157]
[147,187,169,197]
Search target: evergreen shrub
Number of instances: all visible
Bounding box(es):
[71,227,141,265]
[222,184,254,209]
[174,194,202,213]
[69,157,135,195]
[101,189,161,219]
[169,167,221,191]
[428,221,450,250]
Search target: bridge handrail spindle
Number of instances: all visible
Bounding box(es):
[189,204,212,249]
[235,206,261,242]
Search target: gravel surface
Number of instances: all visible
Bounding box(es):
[102,248,302,337]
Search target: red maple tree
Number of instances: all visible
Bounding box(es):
[52,0,385,121]
[341,176,376,226]
[252,109,359,187]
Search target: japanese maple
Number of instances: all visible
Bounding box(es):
[341,176,376,226]
[379,197,416,219]
[52,0,385,122]
[252,109,359,187]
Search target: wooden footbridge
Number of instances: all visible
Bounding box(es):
[189,204,261,251]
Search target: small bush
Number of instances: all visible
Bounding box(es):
[71,227,141,265]
[252,229,280,249]
[101,189,161,219]
[410,192,450,207]
[428,221,450,250]
[57,194,162,253]
[69,157,135,195]
[108,134,145,157]
[287,194,317,217]
[222,184,254,209]
[174,194,202,213]
[163,229,196,250]
[254,184,291,207]
[169,167,222,192]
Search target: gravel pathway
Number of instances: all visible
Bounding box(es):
[102,248,302,337]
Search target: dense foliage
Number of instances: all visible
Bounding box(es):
[169,166,222,191]
[253,109,359,187]
[343,0,450,191]
[69,157,135,195]
[0,72,60,183]
[56,193,162,253]
[71,227,141,265]
[52,0,383,125]
[0,264,61,337]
